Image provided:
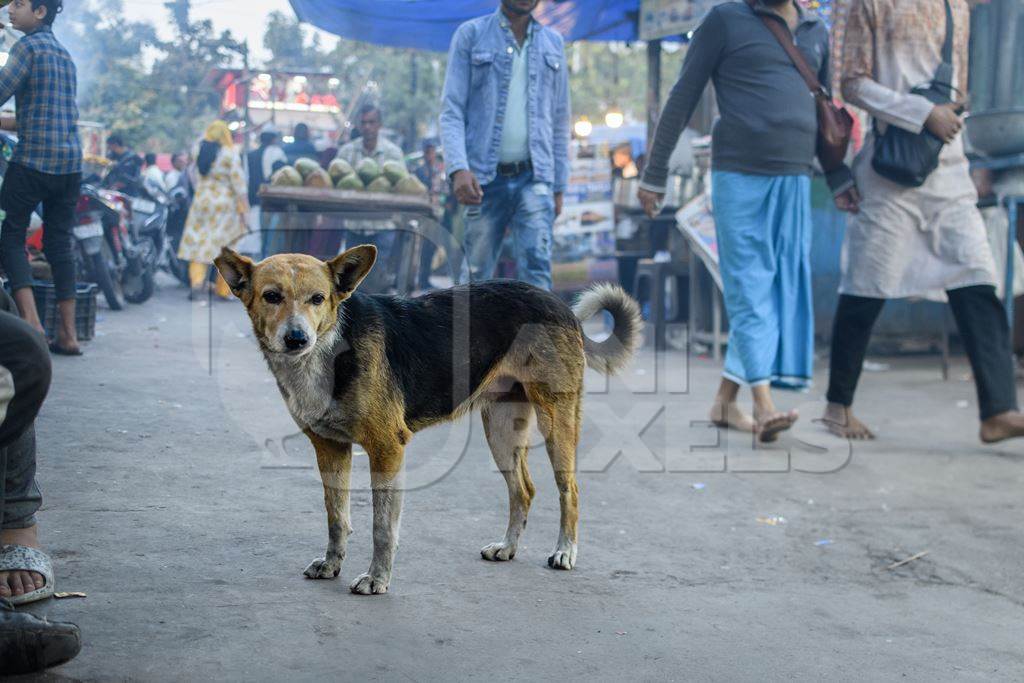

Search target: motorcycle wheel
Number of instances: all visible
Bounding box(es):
[123,263,155,304]
[89,250,123,311]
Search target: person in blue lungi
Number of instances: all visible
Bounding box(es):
[638,0,858,442]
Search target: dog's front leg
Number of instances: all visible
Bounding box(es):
[350,445,405,595]
[303,432,353,580]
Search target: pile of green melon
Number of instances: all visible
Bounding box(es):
[270,157,427,197]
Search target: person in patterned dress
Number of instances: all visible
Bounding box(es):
[178,121,249,300]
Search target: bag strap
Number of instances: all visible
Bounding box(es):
[941,0,954,66]
[744,0,826,97]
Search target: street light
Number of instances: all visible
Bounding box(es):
[574,116,593,138]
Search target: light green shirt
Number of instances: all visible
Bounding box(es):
[498,20,532,164]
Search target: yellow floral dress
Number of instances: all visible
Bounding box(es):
[178,146,248,264]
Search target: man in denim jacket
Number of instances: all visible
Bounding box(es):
[440,0,571,290]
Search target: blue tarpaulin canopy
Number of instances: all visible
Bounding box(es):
[287,0,653,52]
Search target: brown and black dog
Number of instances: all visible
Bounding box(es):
[215,245,641,595]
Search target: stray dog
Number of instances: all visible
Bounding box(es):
[215,245,641,595]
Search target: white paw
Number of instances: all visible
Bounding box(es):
[303,557,342,579]
[480,541,517,562]
[547,544,577,570]
[349,572,389,595]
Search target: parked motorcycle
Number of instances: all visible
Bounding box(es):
[133,175,190,289]
[98,187,154,305]
[73,184,126,310]
[165,182,191,286]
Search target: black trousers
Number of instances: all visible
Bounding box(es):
[0,289,50,529]
[827,285,1018,420]
[0,163,81,301]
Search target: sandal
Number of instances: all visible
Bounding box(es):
[0,597,81,675]
[48,343,83,357]
[0,544,55,605]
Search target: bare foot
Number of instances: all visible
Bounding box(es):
[0,525,45,599]
[821,402,875,440]
[980,411,1024,444]
[709,400,755,432]
[754,408,798,443]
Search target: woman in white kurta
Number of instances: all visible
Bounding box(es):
[178,121,249,299]
[824,0,1024,444]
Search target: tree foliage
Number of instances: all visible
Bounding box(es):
[56,0,237,152]
[52,1,682,152]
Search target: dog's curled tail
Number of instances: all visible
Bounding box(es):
[573,283,643,375]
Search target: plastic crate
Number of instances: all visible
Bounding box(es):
[32,282,98,342]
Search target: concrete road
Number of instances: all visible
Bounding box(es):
[16,280,1024,681]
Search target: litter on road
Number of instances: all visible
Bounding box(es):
[756,515,787,526]
[886,550,930,570]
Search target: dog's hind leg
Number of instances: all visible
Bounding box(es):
[303,432,353,580]
[532,390,581,570]
[480,387,536,562]
[350,443,405,595]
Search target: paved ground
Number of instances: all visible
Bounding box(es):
[14,277,1024,681]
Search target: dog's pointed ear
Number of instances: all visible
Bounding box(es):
[328,245,377,297]
[214,247,254,298]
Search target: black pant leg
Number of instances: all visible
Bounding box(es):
[39,173,82,302]
[826,294,887,406]
[947,285,1018,420]
[0,164,46,293]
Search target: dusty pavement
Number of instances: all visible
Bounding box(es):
[14,277,1024,681]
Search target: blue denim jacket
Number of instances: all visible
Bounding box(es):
[440,10,571,193]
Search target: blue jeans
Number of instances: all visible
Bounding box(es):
[461,170,554,289]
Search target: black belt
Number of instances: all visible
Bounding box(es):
[496,159,532,177]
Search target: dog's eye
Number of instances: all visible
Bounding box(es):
[309,293,326,306]
[262,291,283,305]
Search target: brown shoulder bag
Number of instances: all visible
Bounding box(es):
[744,0,853,172]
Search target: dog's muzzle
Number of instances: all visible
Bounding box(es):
[283,328,309,351]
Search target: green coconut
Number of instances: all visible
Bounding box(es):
[356,158,381,184]
[366,176,393,193]
[393,175,428,196]
[304,167,332,188]
[270,166,302,187]
[294,157,322,179]
[382,160,409,185]
[336,173,364,191]
[328,159,355,182]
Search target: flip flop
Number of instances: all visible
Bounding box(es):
[0,597,81,675]
[757,412,799,444]
[48,343,83,357]
[0,545,55,605]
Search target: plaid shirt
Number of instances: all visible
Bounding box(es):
[0,25,81,176]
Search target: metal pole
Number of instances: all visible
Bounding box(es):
[409,50,419,151]
[646,39,662,155]
[241,43,251,156]
[1006,197,1020,326]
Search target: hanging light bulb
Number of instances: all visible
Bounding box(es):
[574,116,593,138]
[605,108,625,129]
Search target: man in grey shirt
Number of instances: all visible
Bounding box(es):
[639,0,855,442]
